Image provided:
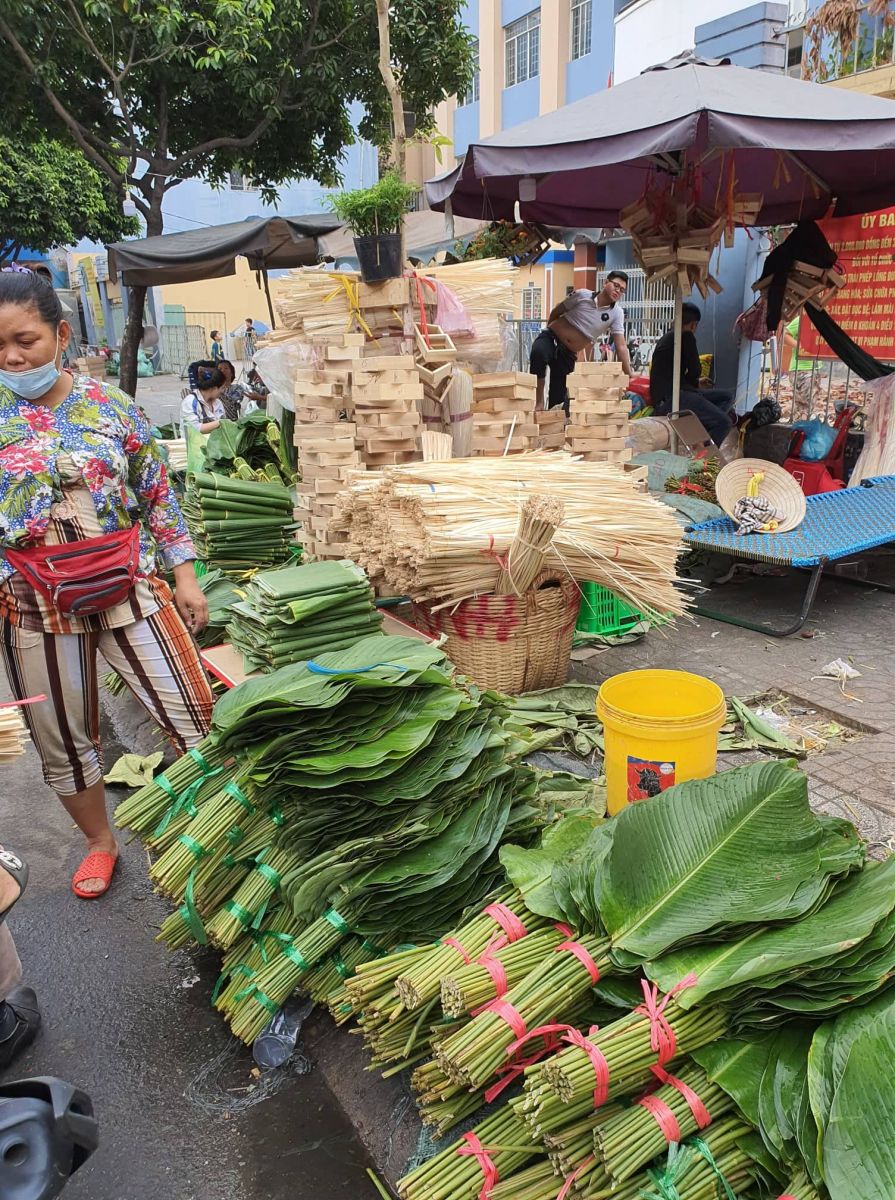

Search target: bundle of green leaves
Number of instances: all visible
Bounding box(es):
[181,471,296,577]
[226,560,382,673]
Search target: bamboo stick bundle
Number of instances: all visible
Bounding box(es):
[443,369,474,457]
[422,431,454,462]
[494,494,564,595]
[0,705,28,763]
[334,452,687,618]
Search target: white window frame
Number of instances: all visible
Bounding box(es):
[522,283,543,321]
[505,11,540,89]
[463,39,481,106]
[570,0,592,61]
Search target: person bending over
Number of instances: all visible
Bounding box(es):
[530,272,632,413]
[649,302,735,447]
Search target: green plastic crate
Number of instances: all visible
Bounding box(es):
[576,581,644,636]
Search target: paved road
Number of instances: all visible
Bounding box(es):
[1,700,376,1200]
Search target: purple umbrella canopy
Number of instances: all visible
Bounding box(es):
[426,58,895,228]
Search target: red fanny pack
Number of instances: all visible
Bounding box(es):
[6,525,141,619]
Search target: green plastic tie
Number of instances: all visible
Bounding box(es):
[256,863,281,889]
[178,833,210,861]
[223,900,255,930]
[180,867,208,946]
[224,780,254,813]
[323,907,351,935]
[332,951,350,980]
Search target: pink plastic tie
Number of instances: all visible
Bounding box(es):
[563,1025,610,1107]
[637,1093,682,1144]
[555,939,601,983]
[456,1132,499,1200]
[483,901,528,942]
[557,1155,596,1200]
[651,1064,712,1129]
[634,974,698,1066]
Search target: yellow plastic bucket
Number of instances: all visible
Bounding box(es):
[597,670,726,815]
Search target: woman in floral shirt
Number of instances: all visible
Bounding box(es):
[0,270,214,900]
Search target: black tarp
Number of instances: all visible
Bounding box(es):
[106,215,341,287]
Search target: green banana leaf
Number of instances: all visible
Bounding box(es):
[692,1033,777,1130]
[499,810,605,920]
[595,760,863,961]
[646,856,895,1012]
[823,997,895,1200]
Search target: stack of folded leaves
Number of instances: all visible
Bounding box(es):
[181,472,296,577]
[226,560,383,673]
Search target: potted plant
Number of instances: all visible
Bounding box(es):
[329,172,418,283]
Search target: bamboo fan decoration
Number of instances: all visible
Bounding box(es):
[334,452,687,620]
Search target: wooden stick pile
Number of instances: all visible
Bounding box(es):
[495,494,564,595]
[333,452,687,617]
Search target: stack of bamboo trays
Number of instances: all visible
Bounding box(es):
[566,362,632,465]
[471,372,539,455]
[293,332,365,560]
[352,353,423,468]
[534,407,567,451]
[333,451,686,619]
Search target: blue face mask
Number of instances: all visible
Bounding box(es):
[0,335,61,401]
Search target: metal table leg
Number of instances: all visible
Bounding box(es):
[691,563,825,637]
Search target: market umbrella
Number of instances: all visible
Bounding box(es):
[426,54,895,416]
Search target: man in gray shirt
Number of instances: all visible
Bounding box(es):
[531,271,632,410]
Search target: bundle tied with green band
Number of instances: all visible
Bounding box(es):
[226,560,382,674]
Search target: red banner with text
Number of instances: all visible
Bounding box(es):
[799,206,895,361]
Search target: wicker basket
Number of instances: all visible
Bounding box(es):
[413,573,581,693]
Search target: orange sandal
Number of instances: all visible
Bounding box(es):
[72,851,118,899]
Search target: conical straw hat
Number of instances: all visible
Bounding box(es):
[715,458,806,533]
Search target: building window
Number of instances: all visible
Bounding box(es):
[228,170,258,192]
[522,284,542,320]
[505,11,540,88]
[570,0,592,61]
[463,39,481,106]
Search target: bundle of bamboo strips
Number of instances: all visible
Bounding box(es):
[0,705,29,763]
[495,495,564,595]
[334,452,687,618]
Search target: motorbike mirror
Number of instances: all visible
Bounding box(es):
[0,1077,98,1200]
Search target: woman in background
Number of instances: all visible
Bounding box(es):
[181,363,226,432]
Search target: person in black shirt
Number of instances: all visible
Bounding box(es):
[529,329,579,415]
[649,303,735,446]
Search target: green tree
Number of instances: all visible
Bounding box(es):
[0,133,137,263]
[0,0,472,393]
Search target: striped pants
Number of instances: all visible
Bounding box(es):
[1,603,214,796]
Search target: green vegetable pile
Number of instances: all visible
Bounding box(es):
[203,410,294,486]
[226,560,383,673]
[117,641,895,1198]
[115,636,601,1046]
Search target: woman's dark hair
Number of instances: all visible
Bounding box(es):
[0,269,63,328]
[196,363,225,390]
[218,359,235,382]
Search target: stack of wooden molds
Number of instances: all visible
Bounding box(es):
[471,372,539,456]
[566,362,632,465]
[753,259,846,324]
[351,354,423,469]
[533,407,567,451]
[293,333,365,560]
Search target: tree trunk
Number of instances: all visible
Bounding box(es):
[118,196,163,398]
[375,0,407,266]
[118,284,148,398]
